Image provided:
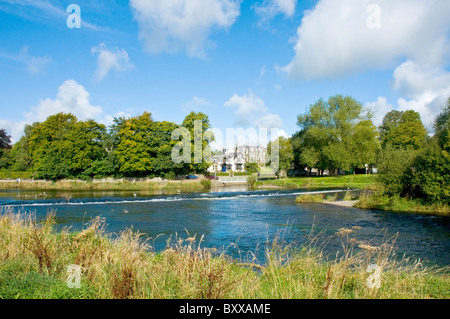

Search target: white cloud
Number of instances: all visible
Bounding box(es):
[0,119,28,144]
[283,0,450,79]
[26,79,103,123]
[225,89,268,127]
[0,46,51,75]
[91,43,133,82]
[254,0,297,21]
[255,113,284,129]
[366,61,450,131]
[224,89,284,130]
[365,97,394,127]
[394,60,450,130]
[129,0,241,58]
[0,80,104,142]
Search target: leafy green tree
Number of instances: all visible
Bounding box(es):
[10,124,36,171]
[24,113,106,180]
[181,112,214,174]
[295,95,378,175]
[267,136,294,178]
[405,101,450,203]
[0,129,11,151]
[379,110,427,150]
[149,120,184,178]
[376,145,419,196]
[434,97,450,152]
[407,140,449,203]
[350,120,380,172]
[29,113,78,180]
[0,129,12,169]
[114,112,154,177]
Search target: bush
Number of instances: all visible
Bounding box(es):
[247,175,257,187]
[376,146,419,197]
[407,142,450,203]
[0,171,33,179]
[200,179,212,189]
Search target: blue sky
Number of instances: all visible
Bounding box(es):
[1,0,449,148]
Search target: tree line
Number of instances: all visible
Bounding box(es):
[0,111,211,180]
[0,94,448,204]
[269,95,449,204]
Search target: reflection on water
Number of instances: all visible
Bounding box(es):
[1,188,449,267]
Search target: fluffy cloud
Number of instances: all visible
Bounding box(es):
[91,43,133,82]
[1,80,104,142]
[224,89,284,130]
[283,0,450,79]
[284,0,450,131]
[26,79,103,122]
[364,97,394,127]
[129,0,241,58]
[254,0,297,21]
[225,90,267,127]
[394,61,450,130]
[366,62,450,131]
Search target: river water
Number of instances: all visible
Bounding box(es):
[1,187,449,267]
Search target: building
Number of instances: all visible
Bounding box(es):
[207,145,268,174]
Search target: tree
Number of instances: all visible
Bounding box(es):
[114,112,154,177]
[295,95,378,175]
[376,101,450,203]
[22,113,107,180]
[350,120,380,172]
[376,145,419,196]
[406,101,450,203]
[180,112,214,174]
[29,113,78,180]
[149,120,184,178]
[10,124,37,171]
[0,129,12,169]
[434,97,450,152]
[379,110,427,150]
[0,129,11,150]
[267,136,294,178]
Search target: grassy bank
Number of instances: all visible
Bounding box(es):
[0,211,448,299]
[355,193,450,216]
[0,179,211,191]
[257,175,376,190]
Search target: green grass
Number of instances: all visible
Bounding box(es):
[0,179,211,191]
[257,175,376,190]
[0,171,33,179]
[0,211,448,299]
[356,193,450,216]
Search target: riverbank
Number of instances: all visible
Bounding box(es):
[295,191,450,216]
[0,178,215,191]
[355,194,450,216]
[0,212,448,299]
[256,175,376,190]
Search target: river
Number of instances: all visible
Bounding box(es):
[1,187,449,267]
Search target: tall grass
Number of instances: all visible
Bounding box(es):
[356,193,450,216]
[0,210,448,299]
